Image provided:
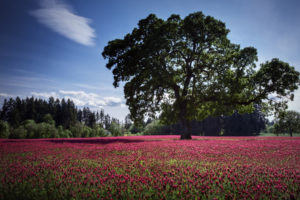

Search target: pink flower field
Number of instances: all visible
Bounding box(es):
[0,136,299,199]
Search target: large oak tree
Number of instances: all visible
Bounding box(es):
[102,12,300,139]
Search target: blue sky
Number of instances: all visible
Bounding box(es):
[1,0,300,121]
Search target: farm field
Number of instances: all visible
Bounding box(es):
[0,136,299,199]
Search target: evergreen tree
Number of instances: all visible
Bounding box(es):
[99,109,105,127]
[124,114,132,130]
[77,109,83,122]
[104,114,111,129]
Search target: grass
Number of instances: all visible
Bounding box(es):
[259,132,300,137]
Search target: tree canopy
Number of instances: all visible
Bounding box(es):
[102,11,300,139]
[275,110,300,136]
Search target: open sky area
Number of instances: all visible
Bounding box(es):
[1,0,300,121]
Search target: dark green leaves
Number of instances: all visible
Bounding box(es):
[254,59,300,97]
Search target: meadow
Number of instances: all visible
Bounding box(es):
[0,136,299,199]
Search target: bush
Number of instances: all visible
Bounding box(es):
[91,125,107,137]
[36,123,58,138]
[0,120,10,138]
[109,122,122,136]
[264,124,275,134]
[57,125,71,138]
[70,123,84,137]
[22,120,38,138]
[69,123,105,138]
[42,114,55,126]
[82,126,92,137]
[9,126,27,139]
[143,120,164,135]
[129,124,144,134]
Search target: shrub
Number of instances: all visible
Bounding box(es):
[42,114,55,126]
[82,126,92,137]
[91,125,107,137]
[36,123,58,138]
[57,125,71,138]
[63,129,72,138]
[143,120,164,135]
[22,120,38,138]
[0,120,10,138]
[70,123,84,137]
[9,126,27,139]
[109,122,122,136]
[129,123,144,134]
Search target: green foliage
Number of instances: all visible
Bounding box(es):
[9,126,27,139]
[91,125,107,137]
[69,123,107,138]
[57,125,71,138]
[102,11,300,139]
[143,120,164,135]
[82,126,92,137]
[8,119,107,139]
[6,120,109,139]
[264,124,275,134]
[0,97,80,129]
[0,120,10,138]
[70,123,85,137]
[42,113,55,126]
[0,96,137,139]
[22,119,37,138]
[108,122,122,136]
[36,122,58,138]
[129,123,144,134]
[274,110,300,136]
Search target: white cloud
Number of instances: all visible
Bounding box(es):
[0,93,10,97]
[73,83,100,90]
[58,90,105,106]
[30,90,123,109]
[30,0,96,46]
[31,91,58,99]
[59,90,97,97]
[104,96,122,103]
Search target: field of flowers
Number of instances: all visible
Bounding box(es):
[0,136,299,199]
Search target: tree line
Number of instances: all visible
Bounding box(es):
[0,96,123,129]
[142,105,266,136]
[1,96,298,139]
[0,97,123,139]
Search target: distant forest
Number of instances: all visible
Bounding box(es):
[0,97,266,139]
[0,97,122,139]
[0,97,120,129]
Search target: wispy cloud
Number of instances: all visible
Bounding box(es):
[31,91,59,99]
[0,93,10,97]
[73,83,100,90]
[30,0,96,46]
[58,90,105,107]
[30,90,123,109]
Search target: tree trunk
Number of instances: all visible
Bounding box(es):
[179,102,192,140]
[289,130,293,137]
[180,119,192,139]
